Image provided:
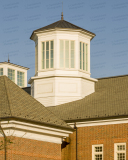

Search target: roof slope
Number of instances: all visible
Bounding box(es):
[0,62,29,70]
[22,87,31,95]
[30,19,95,39]
[0,76,71,129]
[48,75,128,122]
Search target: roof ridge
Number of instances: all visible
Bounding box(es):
[54,20,62,28]
[63,19,82,29]
[0,76,71,129]
[4,76,12,116]
[62,19,95,35]
[24,90,72,128]
[35,20,61,31]
[97,74,128,80]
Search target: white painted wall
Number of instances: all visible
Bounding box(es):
[0,63,28,87]
[32,76,96,107]
[35,30,91,78]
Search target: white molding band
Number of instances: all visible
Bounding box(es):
[69,118,128,128]
[28,73,97,84]
[0,120,73,144]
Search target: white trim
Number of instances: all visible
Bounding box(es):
[41,40,54,70]
[92,144,103,160]
[0,62,29,70]
[79,41,88,71]
[8,68,15,83]
[114,143,126,160]
[69,118,128,128]
[28,73,97,84]
[17,70,25,87]
[1,120,73,144]
[31,28,95,41]
[59,39,75,69]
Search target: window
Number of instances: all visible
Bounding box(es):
[17,71,24,87]
[31,83,34,97]
[35,44,38,73]
[92,144,103,160]
[0,68,3,75]
[42,41,54,69]
[8,68,15,82]
[114,143,126,160]
[80,42,88,71]
[60,40,75,68]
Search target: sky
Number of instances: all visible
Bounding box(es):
[0,0,128,84]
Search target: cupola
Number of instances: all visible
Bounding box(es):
[0,61,29,87]
[28,16,97,107]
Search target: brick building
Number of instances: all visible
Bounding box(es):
[0,14,127,160]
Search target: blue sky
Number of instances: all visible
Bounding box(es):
[0,0,128,84]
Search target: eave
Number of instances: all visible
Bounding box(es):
[0,118,74,144]
[30,28,96,41]
[0,62,29,70]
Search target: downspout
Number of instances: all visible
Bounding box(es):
[74,123,77,160]
[0,123,6,160]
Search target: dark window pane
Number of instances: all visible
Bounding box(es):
[46,41,49,50]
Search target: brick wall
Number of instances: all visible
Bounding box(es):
[0,136,61,160]
[62,123,128,160]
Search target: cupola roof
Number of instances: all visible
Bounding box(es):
[30,19,95,40]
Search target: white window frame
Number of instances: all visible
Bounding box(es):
[114,143,126,160]
[35,44,38,73]
[59,39,75,69]
[17,71,25,87]
[92,144,103,160]
[0,68,3,76]
[41,40,54,70]
[79,41,88,71]
[8,68,15,83]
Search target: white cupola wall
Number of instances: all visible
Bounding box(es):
[0,61,29,88]
[28,19,97,107]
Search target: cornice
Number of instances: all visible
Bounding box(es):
[28,74,98,84]
[0,62,29,70]
[1,120,73,144]
[31,28,95,41]
[68,117,128,128]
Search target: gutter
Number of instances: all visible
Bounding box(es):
[0,117,74,132]
[74,123,77,160]
[0,124,6,160]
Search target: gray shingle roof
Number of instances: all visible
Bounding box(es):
[30,19,95,39]
[48,75,128,122]
[22,87,31,95]
[0,76,72,130]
